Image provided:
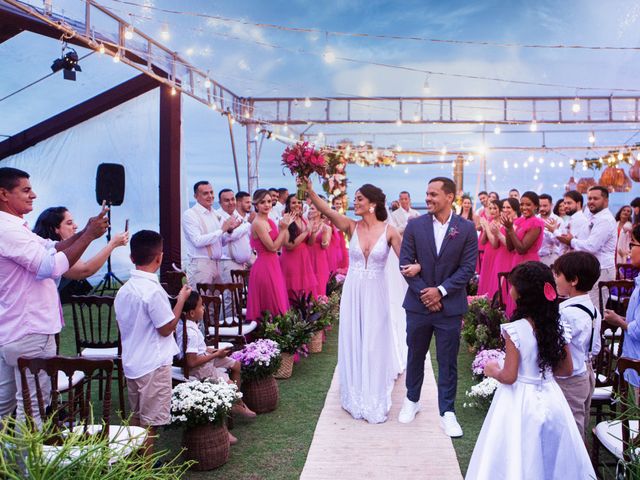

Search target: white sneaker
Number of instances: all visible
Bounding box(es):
[440,411,463,437]
[398,398,421,423]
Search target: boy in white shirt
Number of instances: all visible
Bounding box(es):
[177,292,255,416]
[552,251,602,440]
[114,230,191,456]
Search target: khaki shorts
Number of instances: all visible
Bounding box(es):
[127,364,172,427]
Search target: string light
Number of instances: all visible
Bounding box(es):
[533,175,539,180]
[412,113,420,122]
[98,43,105,54]
[210,102,217,111]
[204,78,212,88]
[493,126,501,135]
[558,161,564,167]
[283,124,289,132]
[571,97,581,113]
[529,120,538,132]
[588,131,596,144]
[569,158,575,165]
[396,118,403,126]
[523,161,529,168]
[113,51,121,63]
[304,97,311,108]
[323,48,336,64]
[617,152,624,161]
[440,146,447,155]
[538,156,544,164]
[514,162,519,169]
[550,161,556,167]
[491,175,497,181]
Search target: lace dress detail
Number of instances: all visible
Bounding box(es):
[338,224,403,424]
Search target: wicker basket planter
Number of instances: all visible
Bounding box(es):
[241,375,279,413]
[274,352,294,379]
[182,423,229,471]
[308,331,323,353]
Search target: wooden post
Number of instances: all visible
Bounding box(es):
[159,84,182,278]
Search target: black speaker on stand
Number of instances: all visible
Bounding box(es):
[93,163,125,295]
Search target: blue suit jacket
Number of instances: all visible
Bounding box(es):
[400,213,478,317]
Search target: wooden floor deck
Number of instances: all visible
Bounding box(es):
[300,355,463,479]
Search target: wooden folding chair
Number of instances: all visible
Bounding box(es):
[70,295,125,415]
[591,357,640,473]
[197,282,258,347]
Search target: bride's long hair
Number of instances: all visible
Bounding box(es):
[358,184,387,222]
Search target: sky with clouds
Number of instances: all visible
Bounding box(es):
[3,0,640,211]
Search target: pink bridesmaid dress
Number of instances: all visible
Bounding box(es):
[476,210,488,274]
[327,225,342,273]
[246,219,289,321]
[492,227,516,313]
[337,230,349,270]
[504,216,545,316]
[280,220,318,299]
[477,232,500,299]
[309,229,331,298]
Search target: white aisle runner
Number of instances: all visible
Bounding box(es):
[301,355,463,479]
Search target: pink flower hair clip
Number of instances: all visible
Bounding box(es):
[543,282,557,302]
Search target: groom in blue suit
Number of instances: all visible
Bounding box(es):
[398,177,477,436]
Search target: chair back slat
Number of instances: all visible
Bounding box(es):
[197,282,248,347]
[18,356,113,435]
[172,314,192,379]
[230,269,249,308]
[617,263,640,281]
[599,280,635,317]
[595,318,626,387]
[70,296,120,353]
[202,294,222,347]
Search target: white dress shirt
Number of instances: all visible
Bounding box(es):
[272,202,285,221]
[217,208,252,263]
[114,269,179,379]
[0,211,68,346]
[558,294,602,377]
[390,207,420,234]
[554,209,590,256]
[538,213,562,258]
[433,211,453,297]
[570,208,617,269]
[176,320,207,359]
[182,202,227,260]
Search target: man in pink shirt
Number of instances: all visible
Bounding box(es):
[0,167,108,424]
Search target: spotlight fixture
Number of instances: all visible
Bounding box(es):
[51,46,82,81]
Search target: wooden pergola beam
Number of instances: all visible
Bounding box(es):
[0,23,21,43]
[159,84,182,276]
[0,74,159,160]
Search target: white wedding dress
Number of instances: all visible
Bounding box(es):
[339,224,404,424]
[385,248,408,371]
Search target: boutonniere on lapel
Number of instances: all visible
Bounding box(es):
[448,226,459,239]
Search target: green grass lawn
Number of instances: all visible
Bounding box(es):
[57,305,338,480]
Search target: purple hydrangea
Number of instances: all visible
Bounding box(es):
[471,349,505,376]
[231,339,281,367]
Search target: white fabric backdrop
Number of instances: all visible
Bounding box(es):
[2,89,186,283]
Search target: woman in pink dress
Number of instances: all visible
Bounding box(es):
[327,221,342,273]
[246,189,292,321]
[493,198,520,310]
[280,194,318,299]
[502,191,544,316]
[477,200,502,298]
[307,203,332,297]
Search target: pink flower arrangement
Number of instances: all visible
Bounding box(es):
[467,294,488,305]
[281,141,327,179]
[471,348,505,377]
[335,273,346,283]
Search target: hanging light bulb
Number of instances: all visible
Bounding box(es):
[323,48,336,64]
[558,161,564,167]
[171,85,177,95]
[210,103,217,111]
[550,161,556,168]
[571,97,581,113]
[113,51,121,63]
[538,156,544,164]
[413,113,420,122]
[98,43,105,54]
[493,125,501,135]
[124,24,134,40]
[204,78,212,88]
[491,175,497,181]
[528,155,534,163]
[533,175,539,180]
[523,161,529,168]
[569,158,575,165]
[618,152,624,161]
[529,120,538,132]
[441,146,447,155]
[423,75,430,94]
[588,131,596,144]
[396,118,403,126]
[304,97,311,108]
[161,23,170,41]
[283,124,289,132]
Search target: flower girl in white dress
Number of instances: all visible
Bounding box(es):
[466,261,596,480]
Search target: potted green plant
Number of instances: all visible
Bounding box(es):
[462,297,507,353]
[261,310,313,378]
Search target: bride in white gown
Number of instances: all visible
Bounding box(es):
[306,179,420,423]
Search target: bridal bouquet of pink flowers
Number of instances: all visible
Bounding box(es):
[281,141,327,199]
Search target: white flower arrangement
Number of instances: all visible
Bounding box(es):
[171,379,242,427]
[464,377,499,409]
